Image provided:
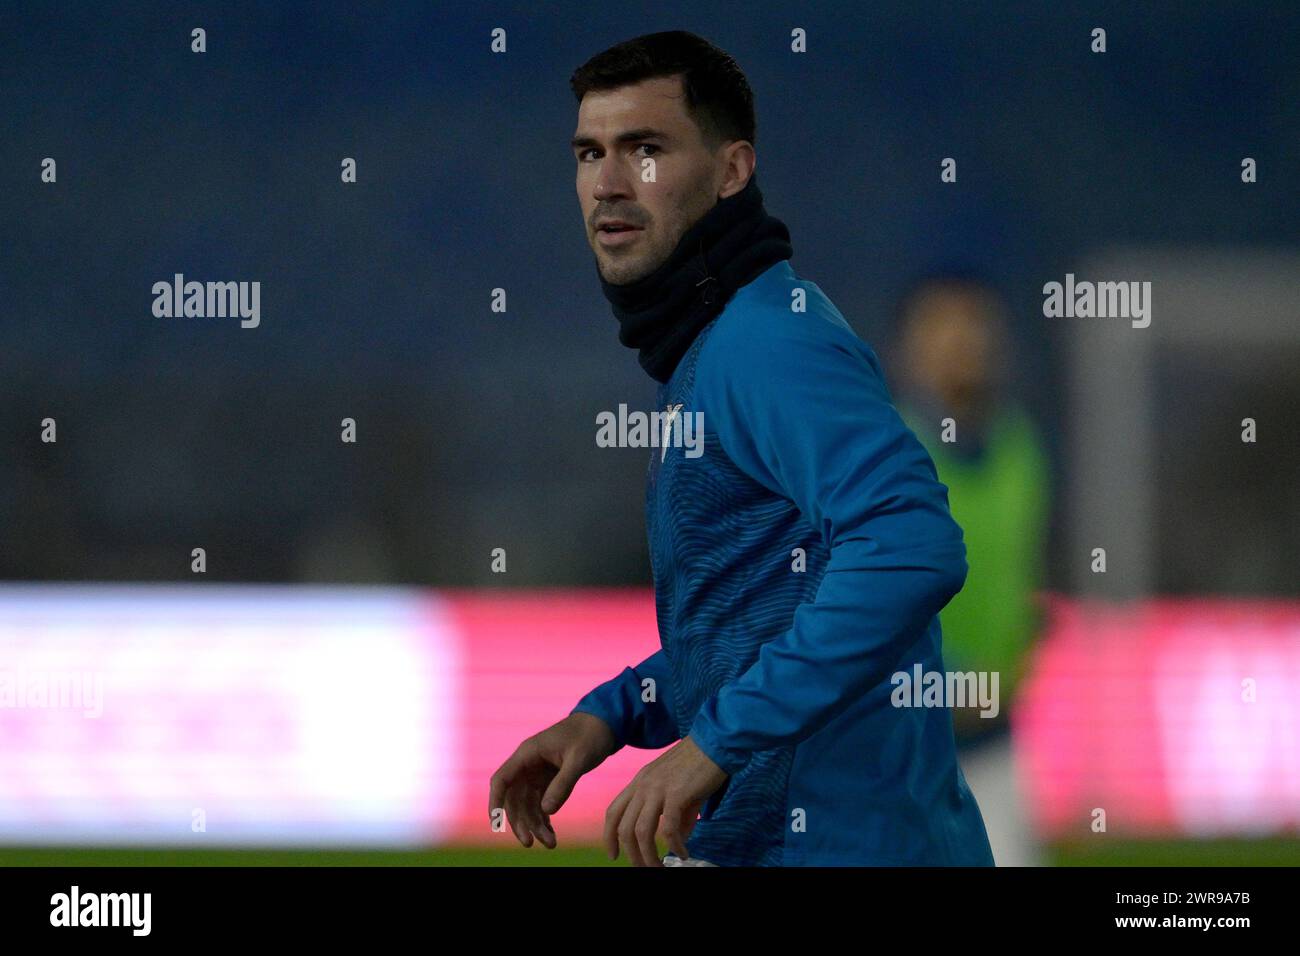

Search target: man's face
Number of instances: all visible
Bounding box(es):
[902,288,1000,411]
[573,75,723,285]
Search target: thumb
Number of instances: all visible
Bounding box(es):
[540,756,584,815]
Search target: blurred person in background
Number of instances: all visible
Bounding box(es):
[894,270,1051,866]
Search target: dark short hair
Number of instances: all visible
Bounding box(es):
[570,30,756,149]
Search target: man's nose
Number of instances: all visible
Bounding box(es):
[593,160,633,203]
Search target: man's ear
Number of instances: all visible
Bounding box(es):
[717,141,756,199]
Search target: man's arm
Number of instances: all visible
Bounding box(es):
[685,304,968,776]
[571,648,680,750]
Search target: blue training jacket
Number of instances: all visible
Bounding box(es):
[572,260,995,866]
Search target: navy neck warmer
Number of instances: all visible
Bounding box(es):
[598,174,793,383]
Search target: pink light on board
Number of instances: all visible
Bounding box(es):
[1013,595,1300,840]
[444,589,664,846]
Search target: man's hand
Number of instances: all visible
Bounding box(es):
[488,712,619,849]
[604,734,728,867]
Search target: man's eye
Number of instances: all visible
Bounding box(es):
[577,145,657,161]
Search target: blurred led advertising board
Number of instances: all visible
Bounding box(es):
[0,585,661,846]
[1,585,1297,846]
[0,586,458,844]
[1015,596,1300,839]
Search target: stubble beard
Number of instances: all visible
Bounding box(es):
[593,182,718,286]
[596,231,669,286]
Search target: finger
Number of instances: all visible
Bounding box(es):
[516,797,544,848]
[619,794,648,867]
[518,781,556,849]
[603,787,634,861]
[540,756,584,815]
[488,770,508,826]
[661,802,690,862]
[488,748,528,822]
[503,788,533,848]
[635,797,664,868]
[530,807,557,849]
[488,769,518,838]
[537,810,557,849]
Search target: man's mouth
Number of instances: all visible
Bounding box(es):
[596,222,644,246]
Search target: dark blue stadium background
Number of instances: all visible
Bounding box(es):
[2,0,1296,590]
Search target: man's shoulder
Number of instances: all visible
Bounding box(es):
[720,260,851,332]
[698,262,877,390]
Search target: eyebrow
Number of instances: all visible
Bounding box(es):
[570,127,671,152]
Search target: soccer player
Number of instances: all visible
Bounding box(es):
[488,30,995,867]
